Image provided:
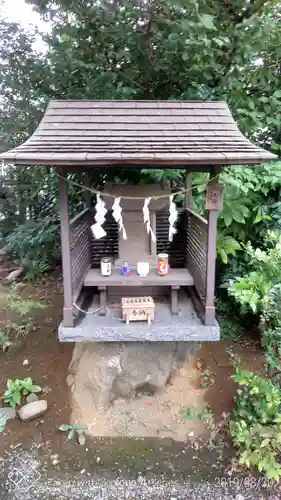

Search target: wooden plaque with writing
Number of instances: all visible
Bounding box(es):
[205,183,224,211]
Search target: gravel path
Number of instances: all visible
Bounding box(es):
[0,474,278,500]
[0,448,279,500]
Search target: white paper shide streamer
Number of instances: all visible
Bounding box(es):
[112,197,127,240]
[91,193,107,239]
[142,197,156,243]
[168,195,178,242]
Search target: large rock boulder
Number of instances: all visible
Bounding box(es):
[67,342,199,411]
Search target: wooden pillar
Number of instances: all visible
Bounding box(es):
[205,168,221,326]
[184,171,192,270]
[185,171,192,209]
[84,171,92,209]
[58,171,74,327]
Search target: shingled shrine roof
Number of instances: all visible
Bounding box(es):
[0,100,277,166]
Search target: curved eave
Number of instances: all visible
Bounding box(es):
[0,99,278,166]
[0,151,277,166]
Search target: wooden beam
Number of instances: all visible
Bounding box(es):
[58,171,74,327]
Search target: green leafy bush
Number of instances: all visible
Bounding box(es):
[216,231,241,264]
[230,419,281,481]
[230,367,281,481]
[5,218,60,280]
[232,368,281,424]
[3,377,42,408]
[228,233,281,315]
[226,233,281,379]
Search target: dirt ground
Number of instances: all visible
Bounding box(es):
[0,274,266,454]
[1,275,278,499]
[0,276,73,456]
[71,339,265,441]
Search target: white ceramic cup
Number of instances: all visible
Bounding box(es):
[137,262,149,276]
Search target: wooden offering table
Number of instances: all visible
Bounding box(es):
[84,267,194,316]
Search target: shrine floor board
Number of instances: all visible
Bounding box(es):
[58,290,220,342]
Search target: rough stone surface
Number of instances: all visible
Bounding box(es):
[0,407,16,420]
[68,342,200,410]
[26,394,39,404]
[59,295,220,342]
[18,400,48,421]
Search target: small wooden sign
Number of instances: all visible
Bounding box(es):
[122,296,155,325]
[205,183,224,211]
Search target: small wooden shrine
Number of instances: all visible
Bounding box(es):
[0,100,276,342]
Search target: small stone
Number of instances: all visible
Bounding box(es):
[80,469,85,474]
[52,459,59,466]
[179,368,187,377]
[188,431,194,437]
[51,454,59,460]
[18,400,48,421]
[6,267,24,282]
[26,394,39,404]
[96,457,101,463]
[0,407,16,421]
[66,374,74,386]
[23,359,29,366]
[113,398,127,406]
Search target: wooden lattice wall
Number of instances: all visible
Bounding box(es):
[185,209,208,300]
[69,209,91,299]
